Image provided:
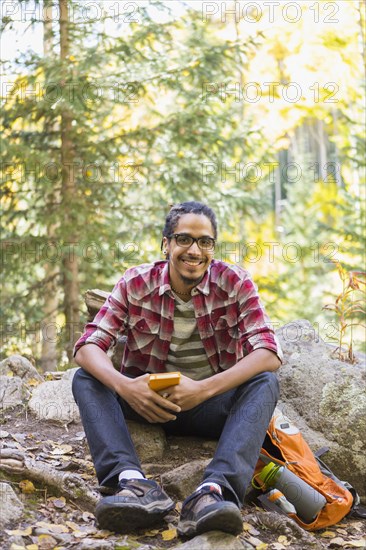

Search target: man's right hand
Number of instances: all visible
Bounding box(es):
[118,374,181,423]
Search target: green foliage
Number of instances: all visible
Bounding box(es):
[323,262,366,362]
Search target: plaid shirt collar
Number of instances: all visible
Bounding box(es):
[158,261,211,297]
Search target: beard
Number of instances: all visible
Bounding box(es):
[179,273,204,286]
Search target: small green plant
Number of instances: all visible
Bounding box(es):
[323,261,366,363]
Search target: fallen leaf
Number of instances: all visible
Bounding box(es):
[50,444,73,455]
[161,528,177,541]
[346,540,366,548]
[144,529,160,536]
[256,543,268,550]
[246,536,265,547]
[271,544,286,550]
[36,534,58,550]
[242,521,260,535]
[277,535,291,546]
[329,537,346,547]
[9,545,24,550]
[27,378,41,387]
[35,522,69,534]
[26,545,39,550]
[52,497,66,509]
[336,528,349,536]
[72,531,89,538]
[0,430,9,438]
[19,479,36,494]
[5,526,33,536]
[321,530,337,538]
[65,521,80,531]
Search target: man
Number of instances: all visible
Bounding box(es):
[72,201,282,538]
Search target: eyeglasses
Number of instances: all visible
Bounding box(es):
[169,233,216,251]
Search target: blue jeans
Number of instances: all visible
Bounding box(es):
[72,368,279,506]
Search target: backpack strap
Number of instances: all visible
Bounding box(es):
[314,446,330,458]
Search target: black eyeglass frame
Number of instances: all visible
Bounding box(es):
[168,233,216,251]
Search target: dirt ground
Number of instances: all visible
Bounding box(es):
[0,406,365,550]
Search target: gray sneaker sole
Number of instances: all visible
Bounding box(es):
[96,497,175,533]
[177,503,243,537]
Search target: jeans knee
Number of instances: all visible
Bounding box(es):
[71,367,94,400]
[261,371,280,401]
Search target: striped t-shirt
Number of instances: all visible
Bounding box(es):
[165,293,214,380]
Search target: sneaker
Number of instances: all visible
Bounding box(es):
[177,485,243,538]
[95,478,175,533]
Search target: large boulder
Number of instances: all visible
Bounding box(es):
[276,319,366,501]
[0,355,44,410]
[28,367,80,424]
[0,354,44,383]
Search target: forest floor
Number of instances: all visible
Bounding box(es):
[0,406,365,550]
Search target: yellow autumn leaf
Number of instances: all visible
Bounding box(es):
[256,543,268,550]
[26,545,39,550]
[9,545,25,550]
[278,535,288,543]
[19,479,36,494]
[243,522,252,531]
[161,528,177,541]
[321,530,336,538]
[5,526,32,536]
[27,378,41,387]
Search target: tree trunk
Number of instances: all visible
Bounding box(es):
[59,0,80,361]
[40,0,59,372]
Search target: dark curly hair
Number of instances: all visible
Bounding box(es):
[162,202,218,248]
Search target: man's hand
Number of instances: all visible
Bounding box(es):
[161,374,206,411]
[119,374,181,424]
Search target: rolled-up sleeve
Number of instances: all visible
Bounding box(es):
[73,277,128,357]
[237,274,283,362]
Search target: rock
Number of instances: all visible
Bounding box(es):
[161,459,210,500]
[127,420,166,462]
[276,319,366,501]
[0,355,44,410]
[28,367,80,424]
[172,531,252,549]
[0,376,24,410]
[0,482,24,528]
[0,354,44,383]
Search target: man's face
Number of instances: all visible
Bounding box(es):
[163,213,215,288]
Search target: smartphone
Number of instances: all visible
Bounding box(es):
[148,372,181,391]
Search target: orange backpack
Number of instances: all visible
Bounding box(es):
[253,408,356,530]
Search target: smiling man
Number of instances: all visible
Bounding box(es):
[72,201,282,538]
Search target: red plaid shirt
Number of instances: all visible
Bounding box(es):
[74,260,282,376]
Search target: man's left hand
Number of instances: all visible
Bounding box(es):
[162,374,206,411]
